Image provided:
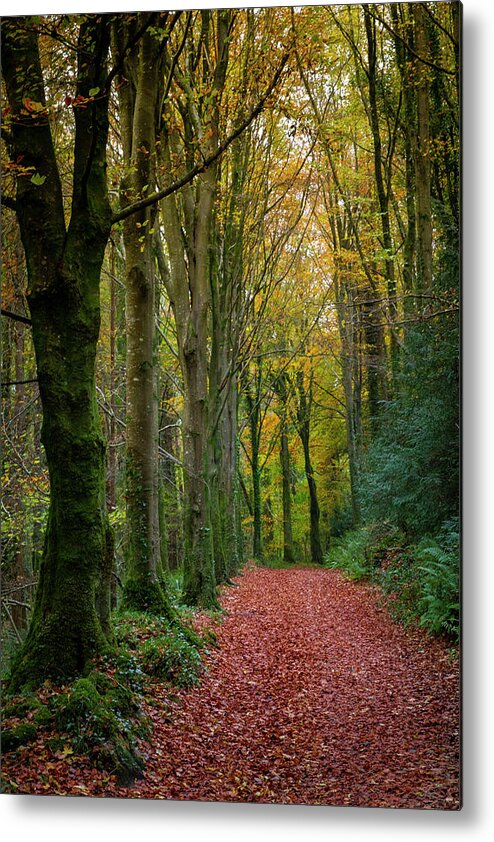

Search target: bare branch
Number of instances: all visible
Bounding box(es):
[111,47,292,224]
[1,308,31,326]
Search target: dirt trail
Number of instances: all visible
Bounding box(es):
[133,565,460,809]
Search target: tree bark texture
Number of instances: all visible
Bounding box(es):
[2,17,114,687]
[295,371,323,565]
[412,2,433,292]
[113,15,170,614]
[244,370,263,563]
[158,11,230,607]
[280,424,295,564]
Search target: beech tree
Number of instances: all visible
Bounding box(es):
[112,12,179,614]
[2,16,115,687]
[156,9,231,608]
[273,372,295,564]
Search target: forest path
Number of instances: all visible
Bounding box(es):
[133,565,460,809]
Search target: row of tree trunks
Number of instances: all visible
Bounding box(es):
[157,10,232,608]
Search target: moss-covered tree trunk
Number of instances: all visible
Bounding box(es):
[158,138,218,607]
[209,216,243,583]
[2,17,114,688]
[209,128,250,580]
[158,135,218,606]
[159,381,183,571]
[208,354,230,586]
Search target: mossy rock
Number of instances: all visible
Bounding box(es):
[96,737,145,786]
[2,722,37,753]
[53,674,146,785]
[55,677,105,728]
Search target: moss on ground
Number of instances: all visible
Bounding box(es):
[2,606,217,788]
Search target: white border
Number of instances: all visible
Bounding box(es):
[1,1,493,839]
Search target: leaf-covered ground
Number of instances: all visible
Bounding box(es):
[2,565,460,808]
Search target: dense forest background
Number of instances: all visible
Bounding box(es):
[1,1,459,700]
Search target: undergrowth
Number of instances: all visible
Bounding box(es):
[325,519,459,644]
[1,596,218,788]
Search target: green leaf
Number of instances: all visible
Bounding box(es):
[88,87,100,97]
[30,173,46,186]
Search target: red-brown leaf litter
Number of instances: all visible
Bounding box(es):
[2,565,460,808]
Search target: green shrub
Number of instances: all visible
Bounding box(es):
[414,523,459,641]
[359,305,459,541]
[325,528,372,580]
[377,549,422,626]
[140,629,202,687]
[329,499,354,539]
[376,520,459,642]
[325,519,459,644]
[364,522,406,566]
[33,703,53,726]
[1,722,37,752]
[114,610,205,673]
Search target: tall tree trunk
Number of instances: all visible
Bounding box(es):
[113,16,172,614]
[158,152,218,606]
[11,322,32,632]
[363,4,398,383]
[279,422,295,564]
[159,380,182,571]
[244,370,263,563]
[362,274,387,439]
[208,130,247,581]
[273,371,295,563]
[413,2,433,292]
[3,17,114,688]
[107,240,117,514]
[334,272,361,526]
[392,3,416,316]
[157,10,230,607]
[208,237,230,585]
[295,371,323,565]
